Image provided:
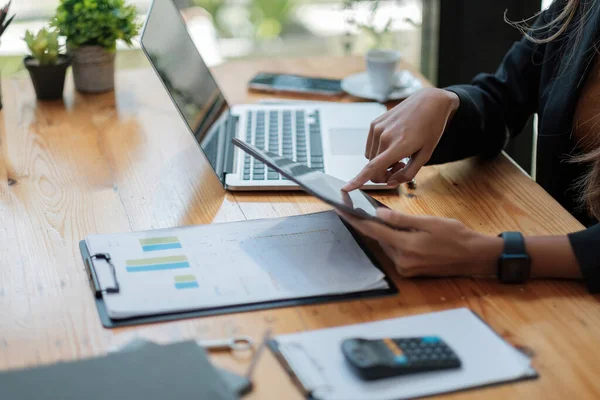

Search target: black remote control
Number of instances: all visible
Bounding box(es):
[341,336,462,380]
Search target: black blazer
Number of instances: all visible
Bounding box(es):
[426,1,600,292]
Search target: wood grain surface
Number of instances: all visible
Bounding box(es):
[1,55,598,400]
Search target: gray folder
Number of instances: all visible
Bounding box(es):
[0,340,239,400]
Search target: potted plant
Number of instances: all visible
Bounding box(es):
[51,0,141,93]
[23,28,71,100]
[1,0,16,109]
[250,0,296,40]
[0,1,14,38]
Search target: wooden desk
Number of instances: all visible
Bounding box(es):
[1,55,598,399]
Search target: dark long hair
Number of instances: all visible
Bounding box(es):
[507,0,600,220]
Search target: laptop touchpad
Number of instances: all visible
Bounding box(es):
[329,128,366,155]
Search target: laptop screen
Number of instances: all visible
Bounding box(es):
[140,0,230,178]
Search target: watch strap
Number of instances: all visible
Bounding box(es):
[499,231,527,255]
[497,231,530,283]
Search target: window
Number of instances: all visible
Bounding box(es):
[170,0,428,73]
[7,0,151,19]
[1,0,435,81]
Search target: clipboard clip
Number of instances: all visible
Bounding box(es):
[88,253,121,296]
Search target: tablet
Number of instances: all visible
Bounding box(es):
[232,138,405,230]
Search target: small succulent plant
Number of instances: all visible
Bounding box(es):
[0,1,15,39]
[24,28,62,65]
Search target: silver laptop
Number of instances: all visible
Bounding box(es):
[140,0,388,191]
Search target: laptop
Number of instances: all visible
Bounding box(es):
[140,0,389,191]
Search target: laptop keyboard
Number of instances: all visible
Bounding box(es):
[203,129,220,169]
[242,109,323,181]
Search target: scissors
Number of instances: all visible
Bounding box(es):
[197,335,255,352]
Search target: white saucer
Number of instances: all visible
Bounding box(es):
[341,70,423,102]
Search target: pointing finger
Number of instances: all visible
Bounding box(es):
[342,149,409,192]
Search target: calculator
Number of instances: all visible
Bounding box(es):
[341,336,462,380]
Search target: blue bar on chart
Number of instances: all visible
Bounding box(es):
[174,275,199,289]
[139,236,182,252]
[126,255,190,273]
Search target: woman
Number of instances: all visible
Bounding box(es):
[341,0,600,291]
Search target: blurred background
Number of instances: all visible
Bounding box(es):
[0,0,553,173]
[0,0,428,77]
[0,0,553,83]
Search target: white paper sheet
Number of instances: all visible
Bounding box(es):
[273,308,536,400]
[85,211,388,319]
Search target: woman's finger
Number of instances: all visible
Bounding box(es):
[387,149,429,183]
[343,147,413,191]
[368,123,385,160]
[365,115,386,159]
[365,121,376,159]
[343,159,379,191]
[343,215,417,247]
[376,208,436,231]
[385,162,406,184]
[380,242,397,257]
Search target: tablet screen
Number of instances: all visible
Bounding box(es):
[232,138,384,222]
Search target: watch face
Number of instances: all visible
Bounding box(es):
[500,255,530,283]
[507,260,522,274]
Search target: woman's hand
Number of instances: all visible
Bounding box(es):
[340,208,503,277]
[342,88,460,191]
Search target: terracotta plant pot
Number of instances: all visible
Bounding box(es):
[24,54,71,100]
[70,45,116,93]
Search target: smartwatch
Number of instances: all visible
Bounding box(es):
[497,232,531,283]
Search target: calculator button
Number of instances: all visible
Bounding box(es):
[394,355,408,365]
[421,336,441,344]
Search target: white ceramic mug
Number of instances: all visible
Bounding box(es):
[366,49,402,96]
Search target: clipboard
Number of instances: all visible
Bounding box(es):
[266,341,538,400]
[79,213,399,329]
[266,308,539,400]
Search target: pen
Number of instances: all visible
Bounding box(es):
[245,329,272,380]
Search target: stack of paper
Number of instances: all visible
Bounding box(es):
[85,211,389,319]
[271,308,536,400]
